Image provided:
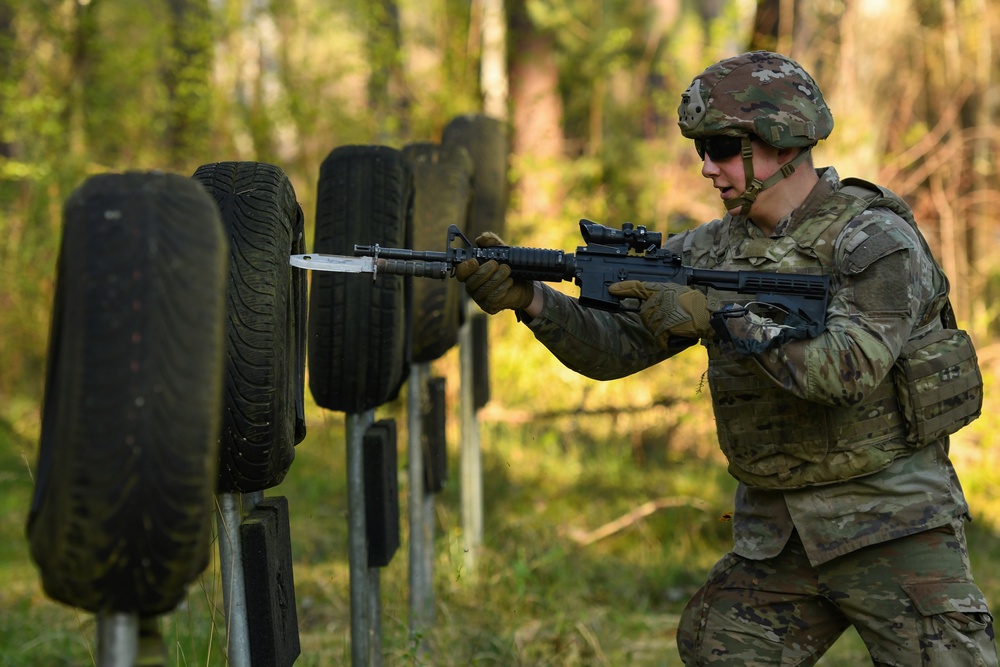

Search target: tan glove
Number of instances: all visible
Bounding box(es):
[455,232,534,315]
[607,281,719,344]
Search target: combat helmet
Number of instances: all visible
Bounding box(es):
[678,51,834,215]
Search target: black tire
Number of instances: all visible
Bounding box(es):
[402,142,473,362]
[308,145,413,413]
[441,114,509,239]
[192,161,307,493]
[27,171,227,615]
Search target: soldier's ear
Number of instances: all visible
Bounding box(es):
[776,145,805,167]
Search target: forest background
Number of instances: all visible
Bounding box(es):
[1,0,999,664]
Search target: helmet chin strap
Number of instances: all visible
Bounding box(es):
[728,137,813,216]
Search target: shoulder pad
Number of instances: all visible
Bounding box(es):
[838,209,917,274]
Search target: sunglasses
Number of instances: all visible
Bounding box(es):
[694,135,750,162]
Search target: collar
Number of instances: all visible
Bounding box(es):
[726,167,841,264]
[770,166,840,237]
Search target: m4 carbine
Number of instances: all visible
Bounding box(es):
[291,220,831,337]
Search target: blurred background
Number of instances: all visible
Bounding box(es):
[1,0,998,664]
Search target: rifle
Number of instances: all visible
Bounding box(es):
[291,220,831,337]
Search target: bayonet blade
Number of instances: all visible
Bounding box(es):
[289,254,376,273]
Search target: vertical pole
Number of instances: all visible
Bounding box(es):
[216,491,262,667]
[408,362,433,636]
[459,318,483,574]
[96,612,138,667]
[368,569,382,667]
[347,410,375,666]
[420,486,435,623]
[407,363,427,625]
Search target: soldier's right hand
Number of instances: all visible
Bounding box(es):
[608,280,719,345]
[455,232,535,315]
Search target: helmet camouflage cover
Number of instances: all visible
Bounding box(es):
[678,51,834,148]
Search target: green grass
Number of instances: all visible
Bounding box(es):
[2,367,999,666]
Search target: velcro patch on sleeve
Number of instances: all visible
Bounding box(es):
[842,227,909,274]
[851,249,911,314]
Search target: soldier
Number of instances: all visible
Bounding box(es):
[457,51,997,665]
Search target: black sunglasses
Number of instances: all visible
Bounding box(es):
[694,135,751,162]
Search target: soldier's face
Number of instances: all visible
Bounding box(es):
[701,141,785,216]
[701,150,746,214]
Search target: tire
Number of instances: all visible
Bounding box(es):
[402,142,473,362]
[27,171,227,615]
[192,161,307,493]
[308,145,413,413]
[441,114,509,239]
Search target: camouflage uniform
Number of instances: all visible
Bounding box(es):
[519,52,997,666]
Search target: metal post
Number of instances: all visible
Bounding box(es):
[368,568,382,667]
[347,410,375,666]
[459,318,483,575]
[96,612,138,667]
[216,491,262,667]
[421,492,435,608]
[408,362,433,636]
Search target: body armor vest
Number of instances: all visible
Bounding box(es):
[701,180,933,489]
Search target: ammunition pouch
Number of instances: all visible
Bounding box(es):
[893,328,983,446]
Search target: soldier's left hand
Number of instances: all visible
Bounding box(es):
[455,232,534,315]
[608,281,719,344]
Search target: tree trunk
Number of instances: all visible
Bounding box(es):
[0,0,13,159]
[749,0,805,54]
[366,0,410,141]
[479,0,507,120]
[164,0,212,171]
[507,0,564,219]
[969,0,995,331]
[508,0,563,160]
[69,0,100,157]
[749,0,781,51]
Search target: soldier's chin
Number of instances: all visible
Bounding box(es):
[724,199,745,215]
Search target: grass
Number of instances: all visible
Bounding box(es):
[2,349,999,666]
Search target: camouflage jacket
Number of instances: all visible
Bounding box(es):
[523,167,969,565]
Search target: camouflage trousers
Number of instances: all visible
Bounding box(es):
[677,522,997,666]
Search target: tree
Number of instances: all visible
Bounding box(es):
[507,0,565,219]
[163,0,213,171]
[508,0,563,160]
[366,0,410,140]
[0,0,13,159]
[480,0,507,120]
